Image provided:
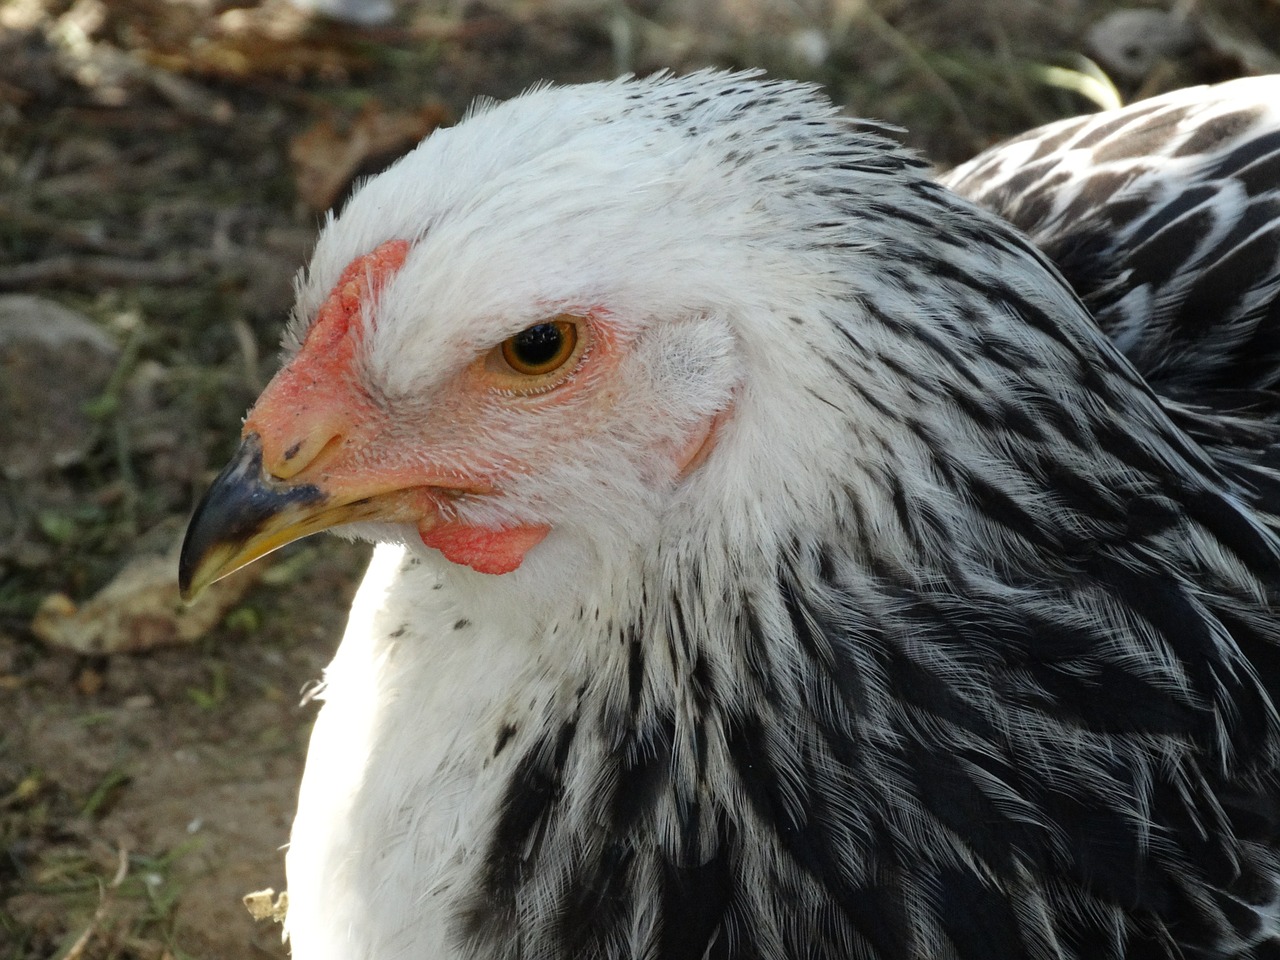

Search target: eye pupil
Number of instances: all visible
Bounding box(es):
[511,323,563,368]
[500,318,579,377]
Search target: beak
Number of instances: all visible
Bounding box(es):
[179,434,399,600]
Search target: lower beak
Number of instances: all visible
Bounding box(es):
[179,434,410,600]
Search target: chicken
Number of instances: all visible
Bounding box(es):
[181,72,1280,959]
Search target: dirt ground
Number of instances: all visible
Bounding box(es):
[2,0,1279,957]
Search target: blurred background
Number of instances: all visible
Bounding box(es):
[2,0,1279,957]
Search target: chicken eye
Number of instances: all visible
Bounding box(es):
[501,320,578,376]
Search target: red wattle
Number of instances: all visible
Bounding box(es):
[420,522,551,574]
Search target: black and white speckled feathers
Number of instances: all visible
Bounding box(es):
[442,77,1280,960]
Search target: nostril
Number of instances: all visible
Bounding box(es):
[244,368,358,482]
[266,431,345,481]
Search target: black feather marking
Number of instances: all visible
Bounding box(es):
[724,709,783,833]
[657,837,737,960]
[627,633,645,716]
[883,642,999,741]
[740,601,783,707]
[1055,169,1143,227]
[782,576,867,709]
[1126,206,1216,292]
[935,865,1028,959]
[1178,485,1280,578]
[907,743,1027,874]
[1089,115,1179,163]
[1130,183,1217,244]
[1234,143,1280,196]
[724,696,919,956]
[460,718,580,940]
[555,841,637,953]
[961,467,1066,554]
[1025,122,1085,162]
[493,722,518,757]
[609,714,673,834]
[1041,775,1163,913]
[1173,204,1280,340]
[1075,110,1157,150]
[834,878,915,959]
[1198,122,1280,170]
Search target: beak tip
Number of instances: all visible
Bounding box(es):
[177,436,262,602]
[176,562,200,602]
[179,433,331,601]
[177,525,212,602]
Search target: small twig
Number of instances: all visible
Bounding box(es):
[60,845,130,960]
[60,908,101,960]
[81,312,145,537]
[0,255,198,289]
[112,844,129,886]
[143,65,233,125]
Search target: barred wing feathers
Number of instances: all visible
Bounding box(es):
[943,76,1280,396]
[944,79,1280,521]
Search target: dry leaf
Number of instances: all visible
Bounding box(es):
[32,548,263,654]
[290,99,450,211]
[244,887,289,924]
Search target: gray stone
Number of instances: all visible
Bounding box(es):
[0,295,119,479]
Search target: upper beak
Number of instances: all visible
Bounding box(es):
[179,434,400,600]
